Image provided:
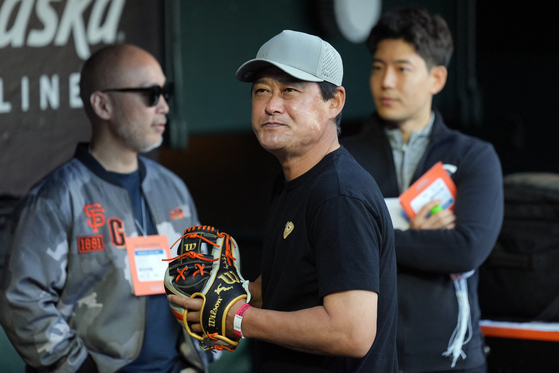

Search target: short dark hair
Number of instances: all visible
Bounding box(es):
[367,6,453,69]
[317,81,342,135]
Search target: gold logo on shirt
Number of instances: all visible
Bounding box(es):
[283,221,294,239]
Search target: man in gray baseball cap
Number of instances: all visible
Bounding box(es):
[169,30,398,373]
[236,29,345,134]
[236,29,343,86]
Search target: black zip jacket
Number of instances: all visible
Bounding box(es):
[343,111,504,372]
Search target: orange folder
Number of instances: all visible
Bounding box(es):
[399,161,457,219]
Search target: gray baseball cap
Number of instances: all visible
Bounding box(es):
[236,30,343,86]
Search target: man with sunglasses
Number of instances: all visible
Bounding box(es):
[0,45,210,373]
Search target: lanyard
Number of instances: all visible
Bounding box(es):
[135,198,147,238]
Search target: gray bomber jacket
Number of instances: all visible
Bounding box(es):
[0,143,207,373]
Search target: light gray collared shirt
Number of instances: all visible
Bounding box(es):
[384,112,435,194]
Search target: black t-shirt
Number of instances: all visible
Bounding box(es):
[255,147,398,373]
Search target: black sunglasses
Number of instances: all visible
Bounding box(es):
[102,83,173,107]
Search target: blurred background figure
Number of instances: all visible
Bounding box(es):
[343,6,503,373]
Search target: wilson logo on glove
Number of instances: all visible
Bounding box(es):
[215,283,233,294]
[163,225,251,352]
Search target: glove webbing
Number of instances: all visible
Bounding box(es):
[165,230,238,267]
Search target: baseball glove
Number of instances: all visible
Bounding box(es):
[164,225,251,352]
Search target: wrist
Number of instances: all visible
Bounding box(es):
[233,303,253,339]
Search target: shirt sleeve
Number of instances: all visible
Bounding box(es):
[310,196,382,298]
[0,194,89,371]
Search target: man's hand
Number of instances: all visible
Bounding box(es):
[167,295,204,333]
[168,277,262,343]
[409,200,456,230]
[164,226,251,351]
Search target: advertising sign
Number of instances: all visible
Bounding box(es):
[0,0,165,195]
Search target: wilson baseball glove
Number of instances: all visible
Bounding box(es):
[164,225,251,352]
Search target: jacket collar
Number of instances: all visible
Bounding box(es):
[74,143,147,187]
[368,109,451,143]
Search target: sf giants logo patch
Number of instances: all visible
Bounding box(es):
[82,203,127,251]
[84,203,105,232]
[78,235,105,253]
[108,218,125,248]
[169,206,185,221]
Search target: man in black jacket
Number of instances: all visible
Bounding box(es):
[343,7,503,373]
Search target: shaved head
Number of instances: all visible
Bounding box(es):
[79,44,161,119]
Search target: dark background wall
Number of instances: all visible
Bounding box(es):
[175,0,456,136]
[475,0,559,175]
[0,0,166,196]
